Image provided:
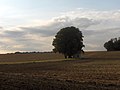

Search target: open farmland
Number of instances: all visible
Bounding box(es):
[0,52,120,90]
[0,53,64,64]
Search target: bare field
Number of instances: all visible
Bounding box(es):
[0,51,120,90]
[0,53,64,64]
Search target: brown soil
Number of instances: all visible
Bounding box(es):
[0,51,120,90]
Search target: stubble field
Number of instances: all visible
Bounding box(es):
[0,51,120,90]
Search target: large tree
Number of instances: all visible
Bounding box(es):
[52,26,84,58]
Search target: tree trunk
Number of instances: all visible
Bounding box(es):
[64,54,67,59]
[68,55,72,58]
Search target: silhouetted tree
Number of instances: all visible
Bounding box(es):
[52,26,84,58]
[104,37,120,51]
[104,39,114,51]
[114,39,120,50]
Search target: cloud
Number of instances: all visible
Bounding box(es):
[0,9,120,53]
[3,30,26,38]
[0,27,3,29]
[83,27,120,51]
[19,16,98,37]
[20,26,56,37]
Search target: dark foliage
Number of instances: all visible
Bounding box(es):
[52,26,84,58]
[104,37,120,51]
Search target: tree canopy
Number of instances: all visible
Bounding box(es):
[104,37,120,51]
[52,26,84,58]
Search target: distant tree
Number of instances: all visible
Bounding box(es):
[15,52,21,54]
[114,39,120,50]
[104,39,114,51]
[52,26,84,58]
[104,37,120,51]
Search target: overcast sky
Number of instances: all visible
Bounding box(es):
[0,0,120,53]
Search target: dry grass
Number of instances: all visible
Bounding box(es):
[0,51,120,89]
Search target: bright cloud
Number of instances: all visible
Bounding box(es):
[0,9,120,53]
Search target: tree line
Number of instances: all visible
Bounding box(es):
[7,51,52,54]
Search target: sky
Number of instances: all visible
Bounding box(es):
[0,0,120,53]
